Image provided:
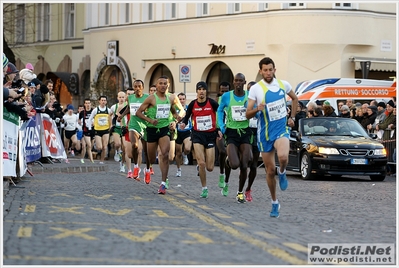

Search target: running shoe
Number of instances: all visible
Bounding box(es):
[183,154,189,165]
[158,184,166,194]
[176,168,182,177]
[245,190,253,202]
[99,161,104,164]
[114,152,119,162]
[221,184,229,196]
[200,188,208,198]
[120,164,126,173]
[236,192,245,203]
[144,169,151,184]
[270,203,280,218]
[218,174,225,188]
[133,166,140,179]
[70,150,75,157]
[278,171,288,191]
[127,170,133,179]
[150,166,154,175]
[165,178,169,189]
[65,159,70,164]
[80,159,85,164]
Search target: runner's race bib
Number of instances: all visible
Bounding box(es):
[156,104,170,119]
[249,117,257,128]
[130,103,141,115]
[231,105,247,121]
[196,115,212,131]
[266,99,286,122]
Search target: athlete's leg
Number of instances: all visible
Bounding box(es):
[193,143,206,187]
[261,150,277,201]
[158,135,171,182]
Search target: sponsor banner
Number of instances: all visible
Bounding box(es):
[21,113,42,163]
[2,108,20,177]
[308,243,395,265]
[41,114,67,159]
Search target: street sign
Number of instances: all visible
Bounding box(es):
[179,65,191,83]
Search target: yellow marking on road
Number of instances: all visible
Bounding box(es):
[283,242,308,253]
[174,194,186,198]
[152,210,184,218]
[212,212,231,219]
[232,222,248,227]
[49,206,84,214]
[182,232,214,244]
[165,196,307,265]
[50,193,72,197]
[48,227,98,240]
[24,205,36,213]
[108,229,162,242]
[17,227,32,237]
[197,205,212,210]
[84,194,112,199]
[126,196,143,200]
[90,208,132,216]
[185,199,197,203]
[255,231,278,239]
[28,191,35,195]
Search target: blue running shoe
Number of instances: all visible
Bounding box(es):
[278,171,288,191]
[270,203,280,218]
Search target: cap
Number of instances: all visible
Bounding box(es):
[6,62,19,74]
[315,100,323,106]
[196,81,208,90]
[298,101,304,109]
[27,81,36,88]
[323,100,330,106]
[3,53,9,69]
[31,78,42,86]
[25,63,34,71]
[67,104,74,110]
[377,102,386,109]
[368,106,378,113]
[387,100,396,108]
[341,105,350,112]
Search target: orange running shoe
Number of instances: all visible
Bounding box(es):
[133,166,140,178]
[145,169,151,184]
[150,166,154,175]
[127,170,133,179]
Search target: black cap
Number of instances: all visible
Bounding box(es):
[298,101,304,109]
[368,106,378,113]
[387,100,396,108]
[377,102,386,109]
[196,81,208,90]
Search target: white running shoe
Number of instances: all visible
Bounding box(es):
[176,168,182,177]
[120,164,126,173]
[183,154,189,165]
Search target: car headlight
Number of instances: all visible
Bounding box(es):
[374,148,387,156]
[319,147,339,155]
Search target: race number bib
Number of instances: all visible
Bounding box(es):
[97,116,108,126]
[156,104,170,119]
[231,106,247,121]
[85,119,89,126]
[249,117,257,128]
[266,99,286,122]
[130,103,141,116]
[196,115,212,131]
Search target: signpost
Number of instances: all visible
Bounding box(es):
[179,65,191,94]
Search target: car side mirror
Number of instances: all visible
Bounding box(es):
[369,133,377,139]
[290,130,300,140]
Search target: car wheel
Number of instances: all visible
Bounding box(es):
[370,175,386,181]
[300,152,313,180]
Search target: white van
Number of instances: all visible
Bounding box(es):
[294,78,396,111]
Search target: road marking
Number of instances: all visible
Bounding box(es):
[48,227,98,240]
[212,213,231,219]
[50,193,72,197]
[185,199,197,203]
[108,229,162,242]
[174,194,186,198]
[24,205,36,213]
[197,205,212,210]
[232,222,248,227]
[48,206,84,214]
[165,196,307,265]
[28,191,35,195]
[152,210,184,218]
[255,231,278,239]
[182,232,214,244]
[90,208,132,216]
[126,196,143,200]
[283,242,308,253]
[17,227,32,237]
[84,194,112,199]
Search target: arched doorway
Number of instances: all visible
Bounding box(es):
[205,61,233,99]
[81,70,91,100]
[149,64,175,93]
[96,65,124,107]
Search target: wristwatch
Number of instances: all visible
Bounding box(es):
[290,117,295,121]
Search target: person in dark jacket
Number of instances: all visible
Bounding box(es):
[323,102,337,117]
[339,105,351,118]
[293,101,307,131]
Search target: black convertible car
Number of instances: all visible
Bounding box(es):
[283,117,387,181]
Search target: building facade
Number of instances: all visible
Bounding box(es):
[3,2,396,108]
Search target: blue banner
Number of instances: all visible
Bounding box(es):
[21,114,42,163]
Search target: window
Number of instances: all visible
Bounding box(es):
[197,3,209,16]
[227,3,241,14]
[148,3,153,20]
[334,3,354,9]
[65,3,75,38]
[282,3,305,9]
[143,3,154,21]
[125,3,130,23]
[258,3,269,10]
[165,3,177,20]
[37,3,50,41]
[105,3,109,25]
[16,4,26,43]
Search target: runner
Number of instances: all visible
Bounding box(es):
[175,92,192,177]
[246,56,297,217]
[135,75,185,194]
[217,73,253,203]
[78,99,95,164]
[62,104,81,162]
[110,91,126,163]
[180,81,222,198]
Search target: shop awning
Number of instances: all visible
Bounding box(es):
[349,56,396,72]
[46,72,79,94]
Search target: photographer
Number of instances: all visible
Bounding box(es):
[44,93,64,134]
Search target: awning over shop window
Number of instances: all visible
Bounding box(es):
[47,72,79,95]
[349,56,396,72]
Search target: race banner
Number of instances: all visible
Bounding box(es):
[41,113,67,159]
[20,113,42,163]
[2,108,20,177]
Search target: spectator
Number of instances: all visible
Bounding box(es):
[376,100,396,140]
[306,101,317,117]
[26,63,34,71]
[346,98,356,110]
[339,105,351,118]
[364,106,377,131]
[293,101,307,131]
[368,102,387,132]
[323,101,337,117]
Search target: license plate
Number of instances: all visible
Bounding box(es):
[351,158,368,165]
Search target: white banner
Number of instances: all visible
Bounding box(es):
[2,108,20,177]
[41,113,67,159]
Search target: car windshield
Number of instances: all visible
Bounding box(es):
[300,118,369,137]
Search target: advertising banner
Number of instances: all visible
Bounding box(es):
[20,113,42,163]
[2,108,20,177]
[41,113,67,159]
